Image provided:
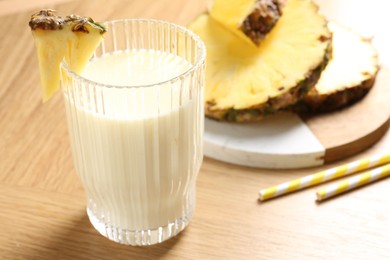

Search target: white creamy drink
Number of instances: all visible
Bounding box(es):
[63,50,203,237]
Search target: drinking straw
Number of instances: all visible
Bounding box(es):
[258,153,390,201]
[316,163,390,201]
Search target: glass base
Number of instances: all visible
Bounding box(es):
[86,207,192,246]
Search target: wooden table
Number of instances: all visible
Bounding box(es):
[1,0,390,259]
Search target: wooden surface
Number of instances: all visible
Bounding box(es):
[2,0,390,259]
[306,67,390,163]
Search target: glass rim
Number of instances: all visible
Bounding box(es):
[61,18,206,89]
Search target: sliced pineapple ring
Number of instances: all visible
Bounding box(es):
[189,0,331,122]
[301,22,379,112]
[209,0,284,46]
[29,10,106,101]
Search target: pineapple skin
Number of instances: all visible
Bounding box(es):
[205,47,330,122]
[210,0,283,46]
[298,72,378,113]
[239,0,283,45]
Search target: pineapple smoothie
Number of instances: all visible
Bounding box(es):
[63,49,204,242]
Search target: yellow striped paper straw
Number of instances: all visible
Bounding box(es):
[316,163,390,201]
[258,153,390,201]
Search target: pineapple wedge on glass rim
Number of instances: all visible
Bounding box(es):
[29,10,106,102]
[189,0,331,122]
[209,0,285,46]
[300,22,379,112]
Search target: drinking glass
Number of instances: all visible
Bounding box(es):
[60,19,206,246]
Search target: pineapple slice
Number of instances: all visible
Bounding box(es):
[209,0,284,46]
[189,0,331,122]
[301,22,379,112]
[29,10,106,101]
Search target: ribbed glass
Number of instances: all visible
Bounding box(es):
[60,19,206,246]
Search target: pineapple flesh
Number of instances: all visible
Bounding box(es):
[29,10,106,101]
[300,22,379,112]
[209,0,284,46]
[189,0,331,122]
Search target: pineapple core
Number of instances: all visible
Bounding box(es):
[29,10,106,101]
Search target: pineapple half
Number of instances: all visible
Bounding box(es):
[209,0,284,46]
[189,0,331,122]
[29,9,106,101]
[300,22,379,112]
